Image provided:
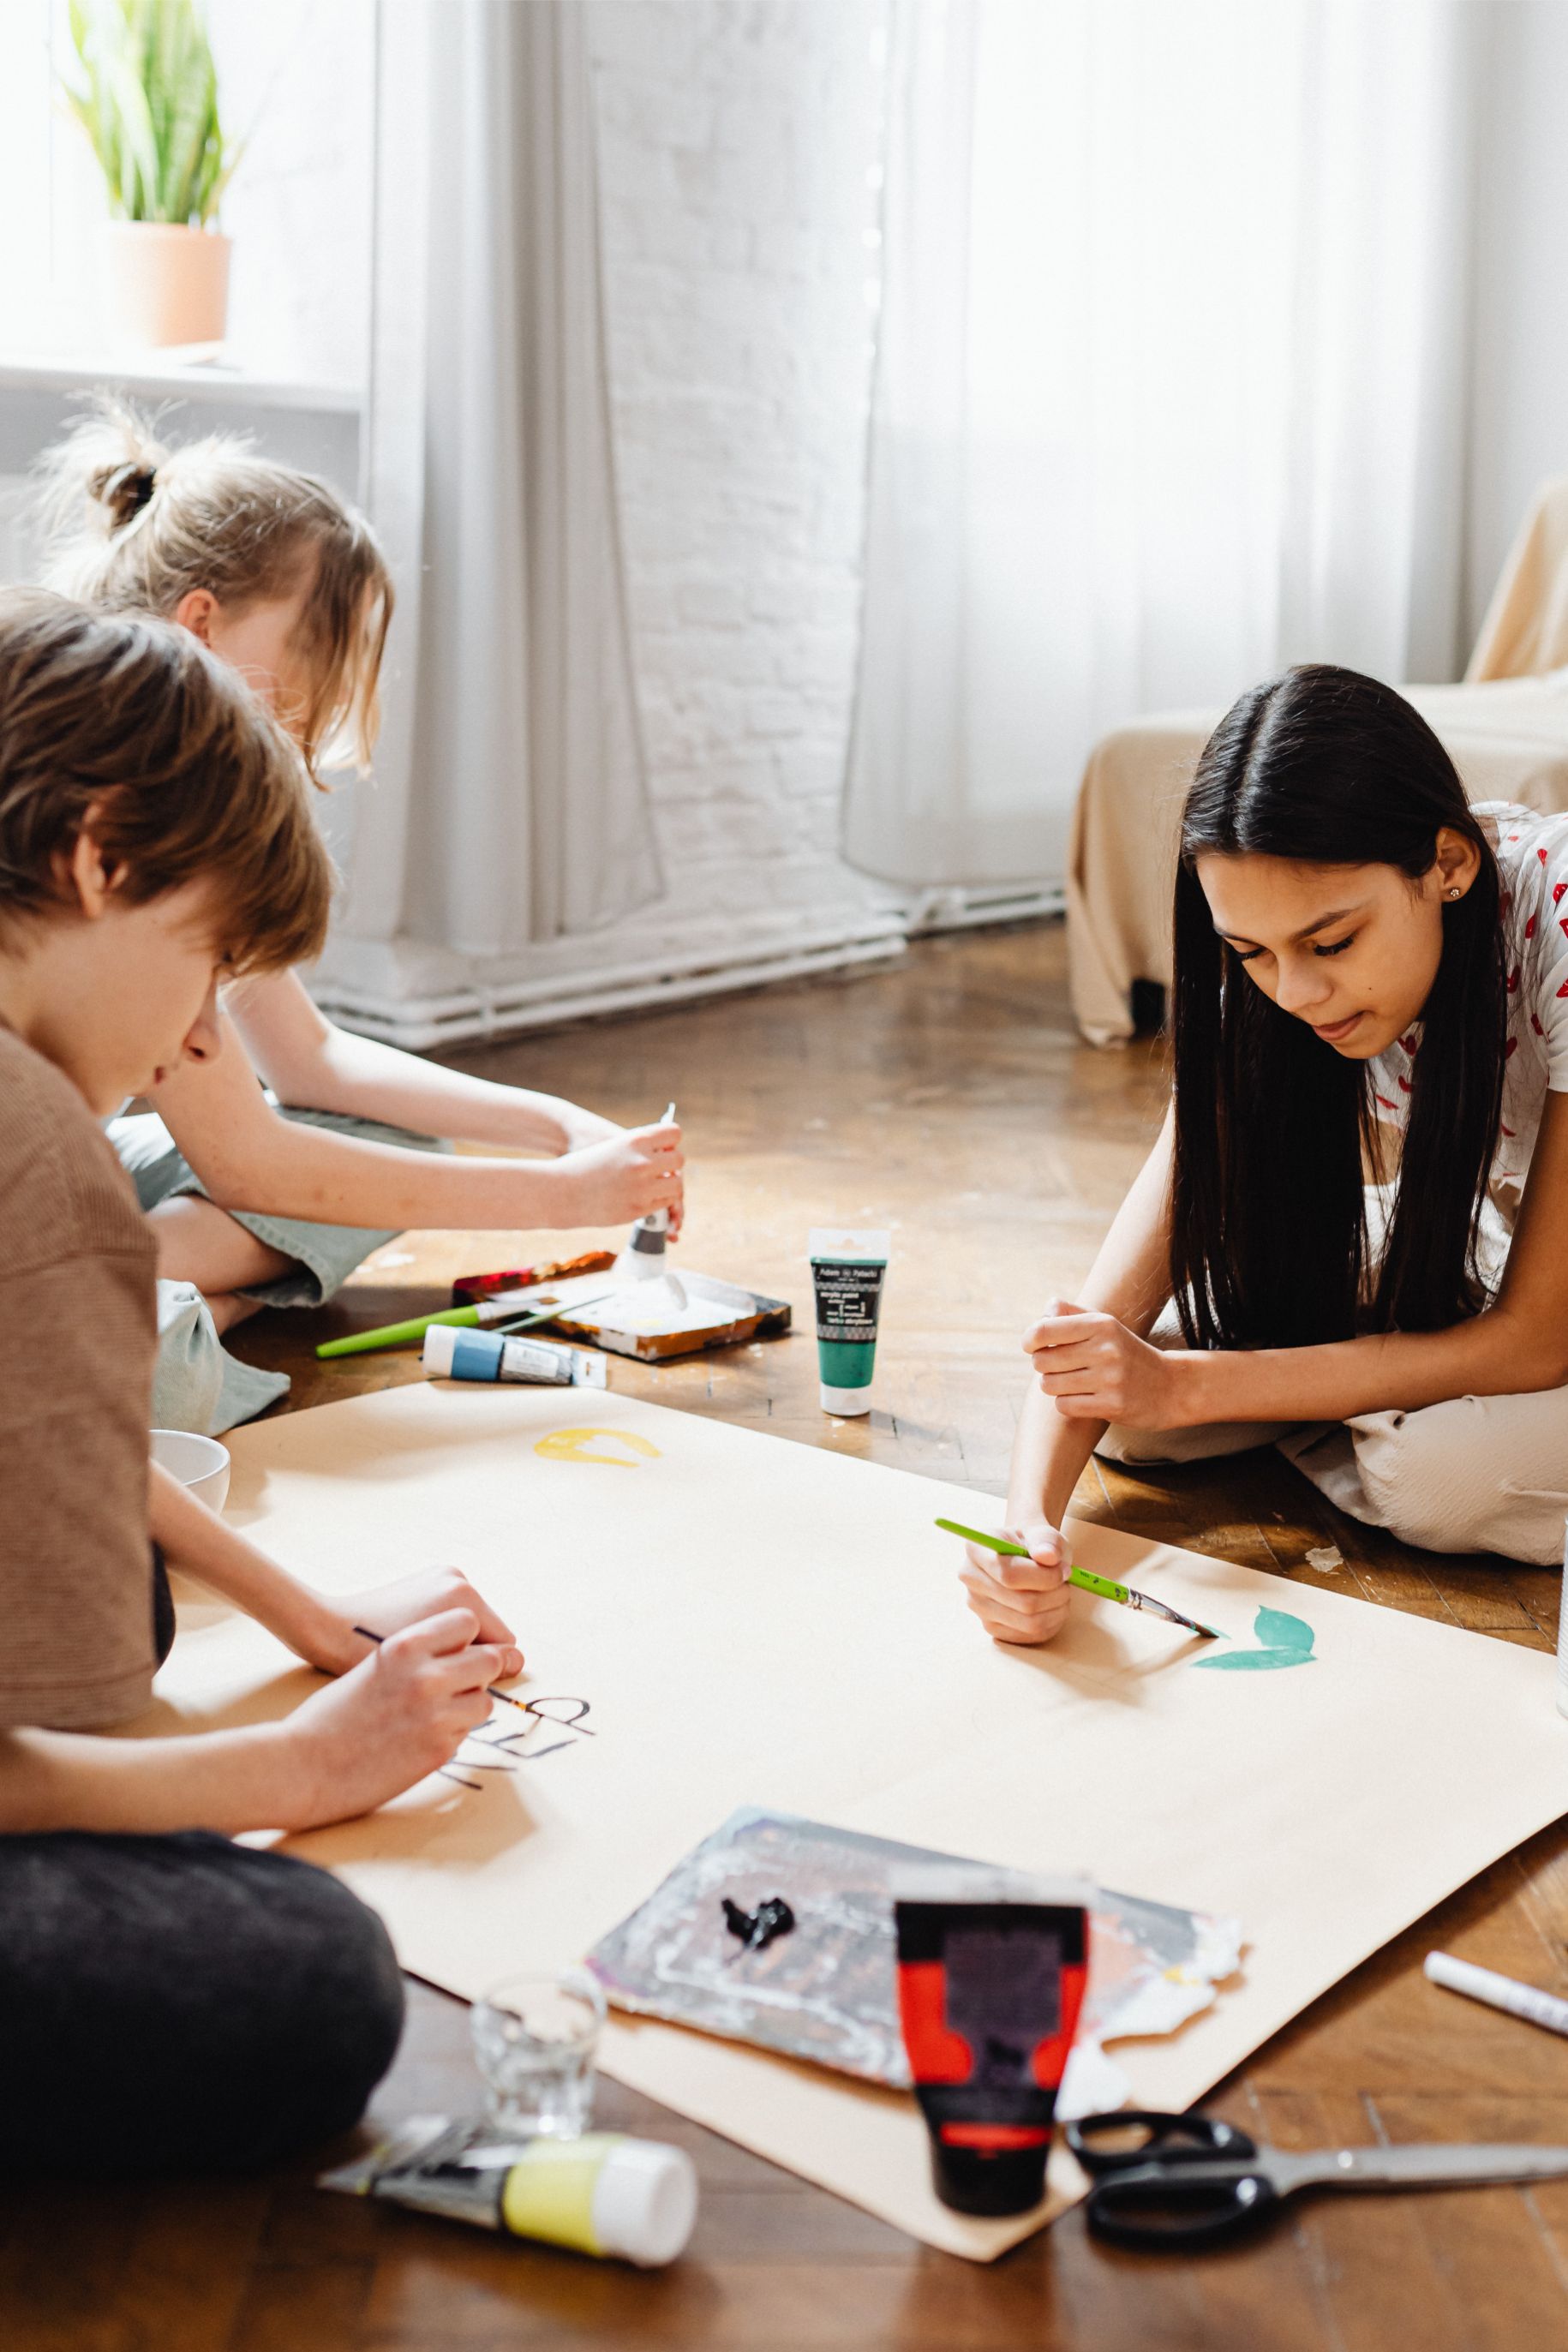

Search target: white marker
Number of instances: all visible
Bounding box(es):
[1425,1949,1568,2039]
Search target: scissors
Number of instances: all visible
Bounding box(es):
[1065,2110,1568,2248]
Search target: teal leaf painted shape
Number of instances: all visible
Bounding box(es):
[1194,1605,1315,1672]
[1254,1606,1314,1655]
[1194,1647,1309,1672]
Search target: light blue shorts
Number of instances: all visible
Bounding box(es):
[111,1105,448,1436]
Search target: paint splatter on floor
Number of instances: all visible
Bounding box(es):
[1305,1546,1344,1572]
[1194,1605,1315,1671]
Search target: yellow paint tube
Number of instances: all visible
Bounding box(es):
[320,2118,697,2266]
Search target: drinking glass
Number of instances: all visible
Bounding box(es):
[470,1969,606,2140]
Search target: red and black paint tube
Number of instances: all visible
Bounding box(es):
[895,1874,1092,2217]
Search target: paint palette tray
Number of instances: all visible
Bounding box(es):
[587,1806,1242,2098]
[452,1266,792,1362]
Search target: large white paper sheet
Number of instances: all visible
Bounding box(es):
[143,1383,1568,2258]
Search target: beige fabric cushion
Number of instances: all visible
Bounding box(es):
[1070,474,1568,1045]
[1467,475,1568,682]
[1068,674,1568,1046]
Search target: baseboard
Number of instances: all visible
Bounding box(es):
[311,909,907,1050]
[899,881,1066,933]
[311,886,1064,1051]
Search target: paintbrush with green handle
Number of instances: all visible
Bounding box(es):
[316,1292,616,1361]
[935,1517,1222,1640]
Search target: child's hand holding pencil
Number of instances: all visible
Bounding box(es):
[326,1565,524,1683]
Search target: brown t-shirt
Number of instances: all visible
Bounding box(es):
[0,1022,159,1728]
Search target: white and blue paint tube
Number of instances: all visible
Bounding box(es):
[423,1325,607,1389]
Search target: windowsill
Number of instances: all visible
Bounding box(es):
[0,351,362,415]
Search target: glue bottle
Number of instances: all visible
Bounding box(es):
[613,1102,686,1308]
[320,2119,697,2266]
[617,1210,673,1283]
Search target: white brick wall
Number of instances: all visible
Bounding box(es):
[590,0,890,937]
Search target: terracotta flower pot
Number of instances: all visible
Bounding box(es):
[99,221,231,350]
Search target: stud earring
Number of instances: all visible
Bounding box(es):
[1447,886,1461,899]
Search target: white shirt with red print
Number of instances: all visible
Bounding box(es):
[1367,803,1568,1212]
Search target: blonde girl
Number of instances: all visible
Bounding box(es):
[36,403,684,1433]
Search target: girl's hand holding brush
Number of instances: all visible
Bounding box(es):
[958,1518,1072,1647]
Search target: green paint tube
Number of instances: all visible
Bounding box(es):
[809,1227,889,1416]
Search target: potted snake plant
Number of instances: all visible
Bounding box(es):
[63,0,240,350]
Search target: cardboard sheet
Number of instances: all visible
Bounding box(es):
[143,1383,1568,2259]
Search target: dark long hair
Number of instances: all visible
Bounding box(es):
[1170,664,1506,1350]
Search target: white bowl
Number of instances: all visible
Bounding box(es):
[150,1428,230,1515]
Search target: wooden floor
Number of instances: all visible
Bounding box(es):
[10,921,1568,2351]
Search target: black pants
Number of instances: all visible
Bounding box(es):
[0,1830,404,2177]
[0,1557,405,2177]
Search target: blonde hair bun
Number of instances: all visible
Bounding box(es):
[38,398,169,546]
[93,459,159,534]
[31,394,392,778]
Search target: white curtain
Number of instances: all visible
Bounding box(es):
[844,0,1477,890]
[338,0,660,963]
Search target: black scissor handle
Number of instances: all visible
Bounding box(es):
[1084,2159,1281,2249]
[1066,2109,1257,2178]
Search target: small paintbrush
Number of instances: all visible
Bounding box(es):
[490,1291,617,1336]
[317,1290,616,1362]
[935,1518,1222,1640]
[351,1624,533,1715]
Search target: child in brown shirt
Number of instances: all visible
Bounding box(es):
[0,593,521,2176]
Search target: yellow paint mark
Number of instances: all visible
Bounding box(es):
[534,1427,661,1469]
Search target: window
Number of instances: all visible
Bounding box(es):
[0,0,375,395]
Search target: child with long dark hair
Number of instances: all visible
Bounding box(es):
[964,664,1568,1643]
